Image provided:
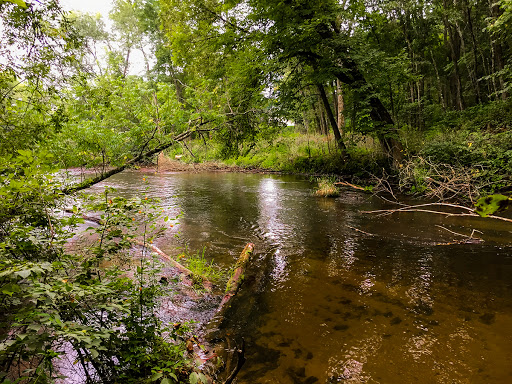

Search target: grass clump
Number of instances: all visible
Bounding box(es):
[178,247,227,288]
[315,177,340,197]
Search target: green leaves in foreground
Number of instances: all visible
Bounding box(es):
[0,0,27,9]
[475,194,511,217]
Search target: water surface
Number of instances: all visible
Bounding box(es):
[89,170,512,383]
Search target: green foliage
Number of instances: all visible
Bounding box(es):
[0,0,83,157]
[0,151,196,383]
[178,247,226,289]
[475,194,511,217]
[166,130,387,177]
[315,178,340,198]
[46,76,186,169]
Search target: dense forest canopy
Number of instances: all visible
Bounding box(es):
[1,0,511,383]
[1,0,511,167]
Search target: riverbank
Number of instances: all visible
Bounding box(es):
[159,123,512,203]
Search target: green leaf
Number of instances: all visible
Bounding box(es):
[89,349,99,359]
[150,372,163,382]
[15,269,31,279]
[189,372,199,384]
[1,283,21,296]
[27,324,42,332]
[475,194,511,217]
[3,0,28,9]
[161,378,171,384]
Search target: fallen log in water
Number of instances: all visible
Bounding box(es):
[198,243,254,383]
[133,240,213,292]
[217,243,254,312]
[223,338,246,384]
[63,209,213,290]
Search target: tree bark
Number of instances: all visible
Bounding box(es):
[465,2,482,103]
[337,79,345,132]
[443,0,465,110]
[218,243,254,310]
[488,0,507,100]
[317,83,347,152]
[430,49,447,110]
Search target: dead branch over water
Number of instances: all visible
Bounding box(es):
[398,157,488,203]
[362,201,512,223]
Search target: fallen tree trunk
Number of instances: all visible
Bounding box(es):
[217,243,254,311]
[133,240,213,292]
[62,128,212,195]
[199,244,254,383]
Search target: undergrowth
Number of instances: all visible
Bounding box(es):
[315,177,340,197]
[166,131,388,177]
[178,247,227,289]
[163,99,512,202]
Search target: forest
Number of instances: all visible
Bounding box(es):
[1,0,512,383]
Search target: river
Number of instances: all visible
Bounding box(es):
[88,170,512,384]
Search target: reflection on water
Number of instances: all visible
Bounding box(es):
[88,170,512,383]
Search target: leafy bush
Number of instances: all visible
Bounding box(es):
[0,151,197,383]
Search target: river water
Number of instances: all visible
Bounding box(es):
[88,170,512,384]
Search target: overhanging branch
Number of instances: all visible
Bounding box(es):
[62,128,216,195]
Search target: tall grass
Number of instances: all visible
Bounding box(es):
[315,177,340,197]
[165,131,387,176]
[178,247,227,288]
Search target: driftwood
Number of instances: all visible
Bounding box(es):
[133,240,213,292]
[217,243,254,311]
[223,338,246,384]
[335,181,365,191]
[346,225,375,237]
[362,201,512,223]
[434,225,484,245]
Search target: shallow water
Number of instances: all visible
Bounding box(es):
[89,170,512,383]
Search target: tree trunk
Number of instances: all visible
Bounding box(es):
[317,83,346,152]
[465,2,482,103]
[123,47,131,78]
[443,0,465,110]
[488,0,508,99]
[430,49,447,110]
[337,79,345,132]
[327,60,403,166]
[218,243,254,310]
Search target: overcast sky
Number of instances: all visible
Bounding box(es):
[59,0,149,76]
[59,0,113,17]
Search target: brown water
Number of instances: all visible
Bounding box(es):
[89,170,512,384]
